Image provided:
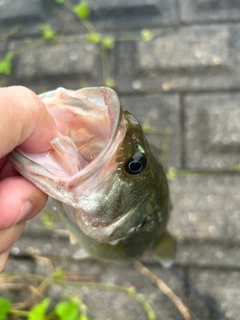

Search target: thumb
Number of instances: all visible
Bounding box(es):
[0,86,60,156]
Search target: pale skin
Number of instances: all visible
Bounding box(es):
[0,86,61,272]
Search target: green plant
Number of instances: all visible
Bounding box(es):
[0,295,90,320]
[0,264,157,320]
[0,0,168,87]
[0,53,13,76]
[39,24,56,41]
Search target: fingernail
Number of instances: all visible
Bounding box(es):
[16,201,33,223]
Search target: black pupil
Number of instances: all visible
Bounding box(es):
[125,152,147,175]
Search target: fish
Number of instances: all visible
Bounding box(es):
[8,87,176,266]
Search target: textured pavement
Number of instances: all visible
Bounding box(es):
[1,1,240,319]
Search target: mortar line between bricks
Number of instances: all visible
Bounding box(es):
[173,88,240,95]
[119,88,240,98]
[175,0,181,25]
[178,20,240,27]
[9,254,240,273]
[181,265,192,317]
[145,260,240,273]
[172,263,240,273]
[180,93,186,168]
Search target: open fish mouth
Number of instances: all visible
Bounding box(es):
[9,87,125,195]
[40,87,125,189]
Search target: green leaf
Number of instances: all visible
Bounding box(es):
[102,36,115,49]
[54,266,66,281]
[40,210,55,229]
[55,301,79,320]
[0,297,11,320]
[28,298,50,320]
[87,33,101,44]
[55,0,65,3]
[0,53,13,75]
[141,29,154,42]
[39,24,56,41]
[166,167,178,181]
[73,2,90,20]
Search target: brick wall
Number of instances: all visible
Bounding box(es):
[1,1,240,319]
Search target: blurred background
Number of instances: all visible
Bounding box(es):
[1,1,240,319]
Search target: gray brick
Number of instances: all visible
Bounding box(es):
[3,258,35,274]
[78,287,149,320]
[120,93,181,168]
[8,39,102,89]
[188,270,240,320]
[0,0,42,20]
[138,26,229,70]
[180,0,240,23]
[184,93,240,169]
[89,0,178,30]
[98,264,184,320]
[168,175,240,240]
[0,1,58,37]
[12,41,97,77]
[12,230,79,259]
[116,25,240,93]
[174,241,240,268]
[12,212,80,259]
[0,22,42,39]
[41,3,86,36]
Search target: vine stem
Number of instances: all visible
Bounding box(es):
[11,39,45,57]
[9,309,29,317]
[99,43,110,85]
[0,25,22,41]
[1,271,156,320]
[134,261,194,320]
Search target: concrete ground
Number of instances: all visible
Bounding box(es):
[1,1,240,319]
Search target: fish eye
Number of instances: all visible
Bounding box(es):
[125,152,147,175]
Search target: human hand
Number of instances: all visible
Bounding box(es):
[0,86,60,272]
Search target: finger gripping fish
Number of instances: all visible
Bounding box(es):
[8,87,176,265]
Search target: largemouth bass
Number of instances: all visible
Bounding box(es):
[8,87,176,265]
